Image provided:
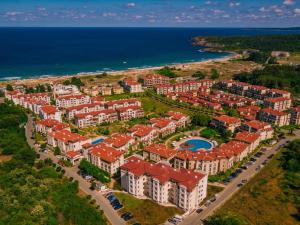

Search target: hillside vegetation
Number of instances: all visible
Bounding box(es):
[205,140,300,225]
[0,101,107,225]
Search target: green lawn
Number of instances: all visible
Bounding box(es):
[114,192,184,225]
[214,151,299,225]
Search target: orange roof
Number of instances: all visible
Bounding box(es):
[48,130,87,143]
[104,133,134,148]
[235,131,260,144]
[166,111,187,121]
[90,143,124,163]
[244,120,270,130]
[121,156,206,192]
[57,94,88,100]
[265,97,291,103]
[65,151,81,159]
[149,117,173,129]
[66,103,101,111]
[40,105,58,114]
[75,109,116,119]
[213,115,241,124]
[144,144,177,159]
[128,124,155,137]
[261,108,288,116]
[36,119,69,131]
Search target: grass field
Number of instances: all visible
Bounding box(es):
[215,151,299,225]
[114,192,184,225]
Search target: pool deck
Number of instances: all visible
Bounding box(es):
[174,137,216,151]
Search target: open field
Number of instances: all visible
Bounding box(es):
[278,53,300,65]
[215,150,299,225]
[114,192,184,225]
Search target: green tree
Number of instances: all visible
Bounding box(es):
[192,71,206,79]
[211,69,219,80]
[204,214,248,225]
[156,66,177,78]
[54,147,61,155]
[6,84,13,91]
[191,113,212,127]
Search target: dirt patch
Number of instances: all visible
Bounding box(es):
[0,155,12,163]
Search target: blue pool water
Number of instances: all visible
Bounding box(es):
[91,138,104,145]
[180,139,212,152]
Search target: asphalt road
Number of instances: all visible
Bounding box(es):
[25,115,126,225]
[179,131,300,225]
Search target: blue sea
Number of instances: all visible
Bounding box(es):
[0,27,299,81]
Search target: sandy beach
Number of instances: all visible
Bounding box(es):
[0,53,242,88]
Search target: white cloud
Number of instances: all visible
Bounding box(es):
[294,8,300,15]
[102,12,117,17]
[5,11,22,16]
[229,2,240,7]
[205,1,212,5]
[283,0,295,6]
[127,3,136,8]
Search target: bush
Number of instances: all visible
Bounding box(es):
[79,159,111,183]
[156,66,177,78]
[54,147,61,155]
[200,128,218,139]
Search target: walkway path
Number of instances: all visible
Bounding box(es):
[25,115,125,225]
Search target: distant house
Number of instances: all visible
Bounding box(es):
[39,105,62,122]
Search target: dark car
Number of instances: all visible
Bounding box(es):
[250,157,257,162]
[241,166,247,170]
[123,213,134,221]
[132,223,141,225]
[113,204,123,210]
[196,208,204,213]
[236,169,242,174]
[121,212,131,218]
[267,154,274,159]
[237,183,243,187]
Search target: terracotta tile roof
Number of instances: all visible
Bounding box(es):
[213,115,241,124]
[90,143,124,163]
[149,117,173,129]
[48,130,87,143]
[75,109,116,119]
[265,97,291,103]
[144,144,177,159]
[292,106,300,113]
[235,131,260,144]
[121,156,206,191]
[261,108,288,116]
[66,103,101,111]
[57,94,88,100]
[166,111,186,121]
[106,98,140,106]
[36,119,69,131]
[40,105,59,114]
[65,150,81,159]
[128,124,155,137]
[115,105,142,112]
[104,133,134,148]
[244,120,270,130]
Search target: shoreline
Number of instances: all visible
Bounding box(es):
[0,53,239,86]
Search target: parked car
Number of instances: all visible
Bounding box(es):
[267,154,274,159]
[241,166,247,170]
[168,219,178,225]
[237,183,243,187]
[113,204,123,210]
[241,179,247,184]
[196,208,203,213]
[210,197,217,202]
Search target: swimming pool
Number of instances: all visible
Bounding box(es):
[91,138,104,145]
[179,139,213,152]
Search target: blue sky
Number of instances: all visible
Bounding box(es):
[0,0,299,27]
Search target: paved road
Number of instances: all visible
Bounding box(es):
[25,115,125,225]
[179,131,300,225]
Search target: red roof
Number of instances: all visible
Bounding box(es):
[40,105,58,114]
[36,119,69,131]
[57,94,88,100]
[144,144,177,159]
[235,131,260,144]
[90,143,124,163]
[149,117,173,129]
[66,103,101,111]
[75,109,116,119]
[128,124,155,137]
[48,130,87,143]
[166,111,187,121]
[121,156,206,191]
[106,98,140,106]
[116,105,142,112]
[244,120,270,130]
[213,115,241,124]
[65,150,81,159]
[104,133,134,148]
[265,97,291,103]
[261,108,288,116]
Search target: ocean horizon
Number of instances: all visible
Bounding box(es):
[1,27,300,81]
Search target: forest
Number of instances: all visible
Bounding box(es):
[0,101,107,225]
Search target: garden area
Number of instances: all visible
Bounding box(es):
[114,192,183,225]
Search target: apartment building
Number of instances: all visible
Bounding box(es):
[290,106,300,125]
[47,130,90,154]
[88,143,125,175]
[116,106,145,121]
[235,131,260,152]
[56,94,91,108]
[166,111,190,128]
[141,74,170,87]
[237,105,261,121]
[39,105,62,122]
[35,119,70,135]
[149,117,176,137]
[66,103,105,120]
[240,120,274,141]
[122,78,143,93]
[12,93,51,106]
[74,109,118,128]
[26,99,49,114]
[268,88,291,98]
[53,84,80,97]
[258,108,290,127]
[106,98,141,110]
[128,124,159,145]
[263,97,292,111]
[210,115,241,133]
[143,144,177,162]
[120,156,208,212]
[104,133,136,152]
[245,85,269,100]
